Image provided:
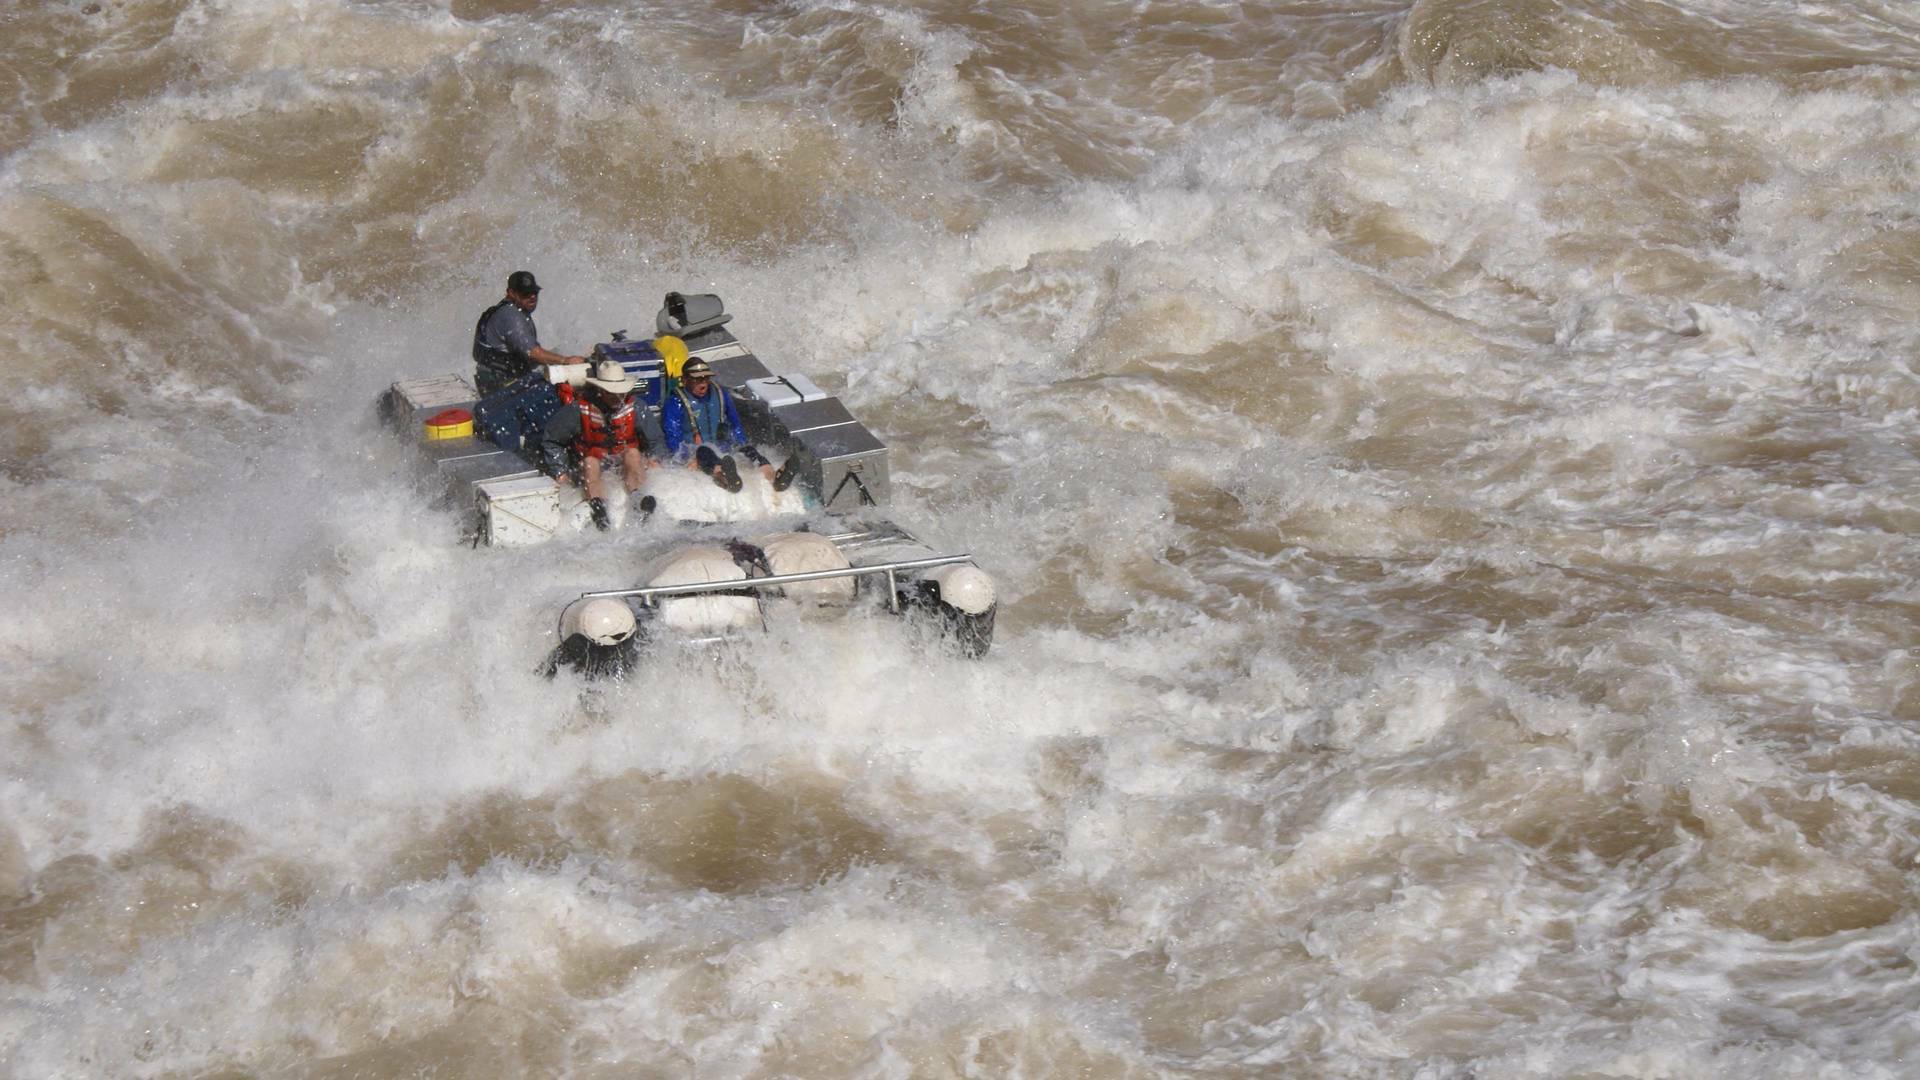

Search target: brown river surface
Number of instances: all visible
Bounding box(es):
[5,0,1920,1075]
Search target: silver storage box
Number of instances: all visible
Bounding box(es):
[478,474,563,547]
[422,436,537,491]
[796,421,890,509]
[741,378,847,447]
[772,397,856,434]
[742,373,829,408]
[384,374,476,438]
[703,346,772,387]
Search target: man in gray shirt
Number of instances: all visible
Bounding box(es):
[471,270,586,395]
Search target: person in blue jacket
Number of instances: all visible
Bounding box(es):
[661,356,775,493]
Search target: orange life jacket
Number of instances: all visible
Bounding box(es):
[575,397,639,459]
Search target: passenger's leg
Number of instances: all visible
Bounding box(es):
[580,455,607,500]
[619,446,648,493]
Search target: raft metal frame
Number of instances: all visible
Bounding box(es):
[579,553,975,614]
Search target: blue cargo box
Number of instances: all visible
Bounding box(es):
[593,339,666,407]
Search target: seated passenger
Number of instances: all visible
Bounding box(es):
[661,356,772,493]
[471,269,587,397]
[539,360,654,530]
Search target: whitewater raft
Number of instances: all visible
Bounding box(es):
[380,292,996,664]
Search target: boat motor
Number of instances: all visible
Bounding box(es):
[655,291,732,344]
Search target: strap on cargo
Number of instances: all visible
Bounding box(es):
[827,468,878,507]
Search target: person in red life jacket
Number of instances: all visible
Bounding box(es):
[539,360,655,530]
[661,356,780,493]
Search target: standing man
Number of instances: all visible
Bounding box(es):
[471,269,587,396]
[539,360,655,530]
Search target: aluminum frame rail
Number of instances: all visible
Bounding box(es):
[579,553,974,612]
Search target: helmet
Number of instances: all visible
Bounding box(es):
[654,334,689,378]
[572,598,637,646]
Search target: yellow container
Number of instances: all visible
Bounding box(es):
[424,408,474,440]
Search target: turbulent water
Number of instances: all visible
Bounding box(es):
[5,0,1920,1075]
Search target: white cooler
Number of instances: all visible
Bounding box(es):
[479,475,562,546]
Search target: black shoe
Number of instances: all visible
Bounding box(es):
[716,456,743,493]
[589,498,611,531]
[632,493,656,520]
[772,455,797,492]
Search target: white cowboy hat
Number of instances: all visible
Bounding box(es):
[584,359,638,395]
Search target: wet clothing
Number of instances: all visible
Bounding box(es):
[574,396,640,460]
[538,394,650,478]
[545,633,639,679]
[472,299,543,396]
[662,383,766,464]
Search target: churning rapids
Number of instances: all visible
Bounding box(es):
[6,0,1920,1075]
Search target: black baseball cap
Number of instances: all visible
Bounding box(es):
[507,270,541,294]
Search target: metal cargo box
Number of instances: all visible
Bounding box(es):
[700,344,772,387]
[422,436,536,491]
[478,474,562,547]
[773,396,857,435]
[384,374,477,438]
[796,421,890,509]
[742,373,828,409]
[592,339,665,408]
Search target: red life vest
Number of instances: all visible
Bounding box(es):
[575,397,639,459]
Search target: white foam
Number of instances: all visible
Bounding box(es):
[8,0,1920,1073]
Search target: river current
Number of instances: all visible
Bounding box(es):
[4,0,1920,1076]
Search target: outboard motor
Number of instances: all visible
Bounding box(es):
[655,291,733,347]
